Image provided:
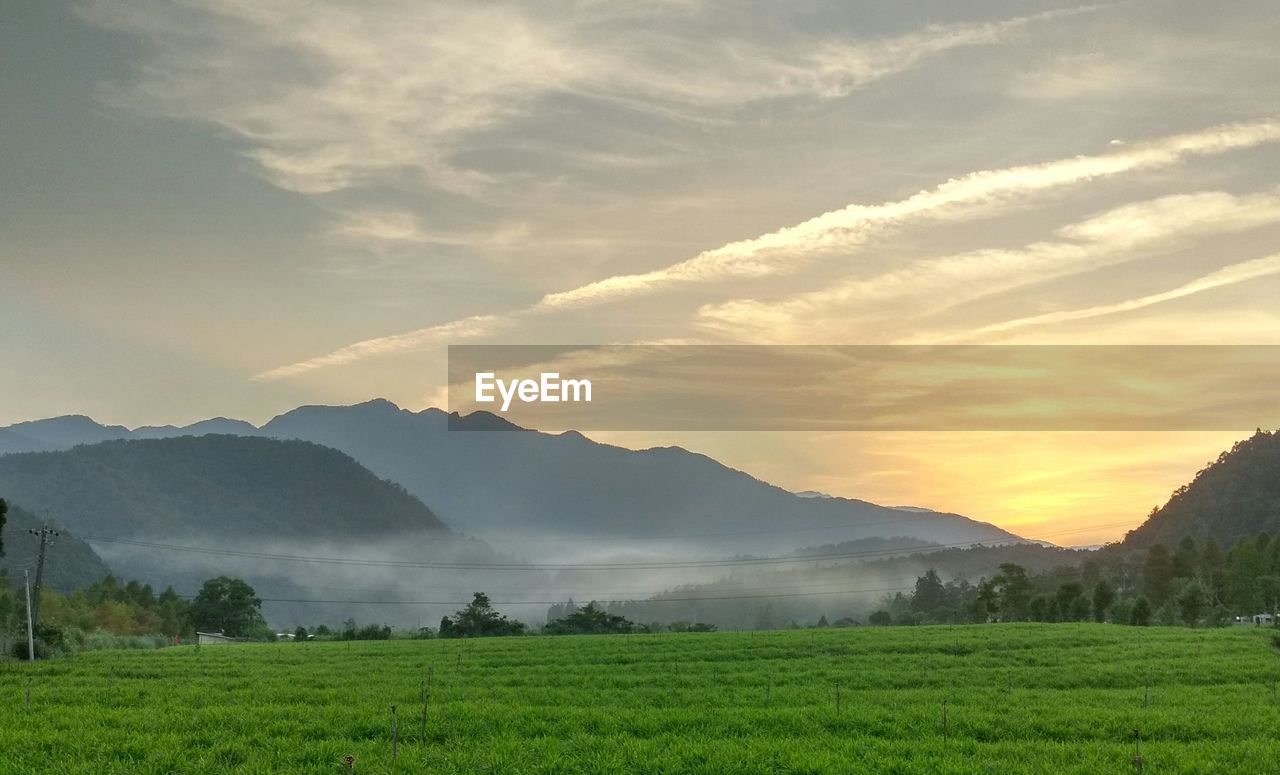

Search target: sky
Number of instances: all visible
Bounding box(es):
[2,0,1278,544]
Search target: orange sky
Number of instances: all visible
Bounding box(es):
[590,429,1245,546]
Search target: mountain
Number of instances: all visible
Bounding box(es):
[0,401,1022,558]
[133,418,262,439]
[0,435,450,541]
[1123,429,1280,548]
[1,502,114,592]
[257,401,1021,555]
[0,435,518,627]
[255,400,1019,554]
[4,415,131,450]
[0,428,48,455]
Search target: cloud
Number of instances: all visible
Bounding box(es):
[538,120,1280,309]
[939,251,1280,341]
[330,210,432,243]
[80,1,1072,202]
[1008,53,1146,100]
[695,187,1280,341]
[252,314,506,381]
[254,121,1280,378]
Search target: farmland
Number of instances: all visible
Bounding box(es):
[3,624,1279,774]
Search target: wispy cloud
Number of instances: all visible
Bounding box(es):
[252,314,506,382]
[538,121,1280,309]
[80,1,1070,202]
[330,210,433,244]
[937,251,1280,341]
[696,186,1280,341]
[254,121,1280,378]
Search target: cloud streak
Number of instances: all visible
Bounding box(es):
[539,120,1280,309]
[944,251,1280,341]
[252,314,507,382]
[696,187,1280,341]
[254,120,1280,379]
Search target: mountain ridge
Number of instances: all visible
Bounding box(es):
[1,400,1023,556]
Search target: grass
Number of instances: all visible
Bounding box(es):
[2,623,1279,773]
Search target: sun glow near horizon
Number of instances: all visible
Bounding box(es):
[589,428,1248,547]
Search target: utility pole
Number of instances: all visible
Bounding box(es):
[28,524,58,632]
[24,570,35,662]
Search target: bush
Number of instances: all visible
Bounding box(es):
[8,627,168,659]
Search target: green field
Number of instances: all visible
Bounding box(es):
[3,624,1279,773]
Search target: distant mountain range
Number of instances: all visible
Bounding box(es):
[0,400,1023,558]
[3,405,1275,629]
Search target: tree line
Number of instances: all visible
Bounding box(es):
[871,532,1280,628]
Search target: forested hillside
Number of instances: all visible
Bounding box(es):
[0,435,451,541]
[1124,429,1280,548]
[0,502,113,592]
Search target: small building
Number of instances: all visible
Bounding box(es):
[1232,613,1277,626]
[196,631,235,645]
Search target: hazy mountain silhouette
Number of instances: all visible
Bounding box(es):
[133,418,262,439]
[257,400,1022,554]
[0,401,1022,556]
[0,435,450,541]
[4,415,131,450]
[1123,428,1280,548]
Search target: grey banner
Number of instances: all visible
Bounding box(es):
[447,345,1280,431]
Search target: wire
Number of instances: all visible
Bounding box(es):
[178,583,917,607]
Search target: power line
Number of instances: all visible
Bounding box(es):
[241,575,930,601]
[177,583,917,607]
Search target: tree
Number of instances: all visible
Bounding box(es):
[868,610,891,626]
[156,586,189,637]
[911,569,948,615]
[1224,538,1266,614]
[1092,580,1115,623]
[1172,536,1198,579]
[1029,595,1048,622]
[971,579,997,622]
[1131,596,1152,626]
[1142,544,1175,605]
[187,577,266,638]
[0,498,6,556]
[1055,583,1086,622]
[441,592,525,638]
[1177,581,1207,627]
[1200,538,1226,603]
[545,602,634,635]
[294,626,308,641]
[753,604,779,630]
[994,564,1032,621]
